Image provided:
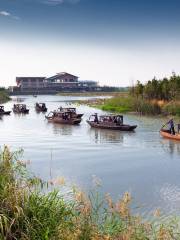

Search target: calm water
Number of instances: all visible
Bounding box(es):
[0,95,180,217]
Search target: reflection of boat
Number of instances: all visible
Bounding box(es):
[87,114,137,131]
[57,107,83,119]
[13,104,29,114]
[52,123,73,135]
[89,128,124,143]
[45,111,82,125]
[160,129,180,141]
[35,103,47,112]
[0,106,11,115]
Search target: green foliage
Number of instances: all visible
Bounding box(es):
[0,90,10,103]
[130,73,180,101]
[102,96,134,113]
[1,147,180,239]
[162,101,180,116]
[101,96,162,115]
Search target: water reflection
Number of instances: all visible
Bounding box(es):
[1,95,180,216]
[51,123,74,136]
[161,139,180,155]
[89,128,124,144]
[13,97,26,103]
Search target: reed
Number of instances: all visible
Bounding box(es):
[0,146,180,239]
[0,90,10,103]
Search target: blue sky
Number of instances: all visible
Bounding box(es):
[0,0,180,86]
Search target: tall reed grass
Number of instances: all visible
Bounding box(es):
[99,95,180,116]
[0,146,180,239]
[0,90,10,103]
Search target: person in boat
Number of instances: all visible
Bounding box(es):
[94,113,99,123]
[113,116,118,123]
[108,116,113,122]
[178,123,180,134]
[0,106,4,113]
[42,103,46,110]
[168,119,175,135]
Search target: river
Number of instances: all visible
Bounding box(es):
[0,95,180,217]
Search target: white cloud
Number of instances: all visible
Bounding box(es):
[0,11,11,17]
[0,10,20,20]
[42,0,80,5]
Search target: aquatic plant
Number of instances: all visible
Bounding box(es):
[0,89,10,103]
[0,146,180,239]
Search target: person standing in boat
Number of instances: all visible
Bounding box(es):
[94,113,99,123]
[168,119,175,135]
[178,123,180,134]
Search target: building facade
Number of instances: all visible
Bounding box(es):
[11,72,99,94]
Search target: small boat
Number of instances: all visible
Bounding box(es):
[0,105,11,115]
[57,107,83,119]
[87,114,137,131]
[160,129,180,141]
[33,95,37,98]
[13,104,29,114]
[35,103,47,112]
[45,111,82,125]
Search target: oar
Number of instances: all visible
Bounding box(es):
[160,122,169,130]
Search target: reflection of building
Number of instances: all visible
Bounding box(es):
[10,72,99,95]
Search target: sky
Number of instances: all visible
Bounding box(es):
[0,0,180,87]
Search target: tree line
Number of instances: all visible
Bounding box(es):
[130,73,180,100]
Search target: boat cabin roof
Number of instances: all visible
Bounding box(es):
[100,115,123,118]
[14,104,26,107]
[58,107,76,112]
[38,103,45,105]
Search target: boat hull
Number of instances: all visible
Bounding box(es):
[0,111,11,115]
[160,129,180,141]
[46,116,81,125]
[13,109,29,114]
[35,106,47,112]
[87,121,137,131]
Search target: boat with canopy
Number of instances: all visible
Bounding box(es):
[87,114,137,131]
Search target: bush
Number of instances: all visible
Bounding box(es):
[162,101,180,116]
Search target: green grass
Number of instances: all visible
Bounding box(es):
[0,90,11,103]
[1,146,180,239]
[57,92,128,97]
[86,94,180,116]
[162,101,180,116]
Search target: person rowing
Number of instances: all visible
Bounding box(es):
[168,119,175,135]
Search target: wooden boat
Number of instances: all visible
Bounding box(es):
[35,103,47,112]
[57,107,83,119]
[160,129,180,141]
[0,106,11,115]
[87,114,137,131]
[45,111,82,125]
[13,104,29,114]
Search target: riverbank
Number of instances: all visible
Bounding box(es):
[1,146,179,240]
[0,89,11,103]
[58,91,128,97]
[77,94,180,117]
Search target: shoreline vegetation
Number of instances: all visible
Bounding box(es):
[76,74,180,117]
[1,146,180,240]
[0,88,11,103]
[57,91,127,97]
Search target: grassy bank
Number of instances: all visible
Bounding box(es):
[78,94,180,117]
[101,97,180,116]
[57,92,128,97]
[0,146,180,239]
[0,89,11,103]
